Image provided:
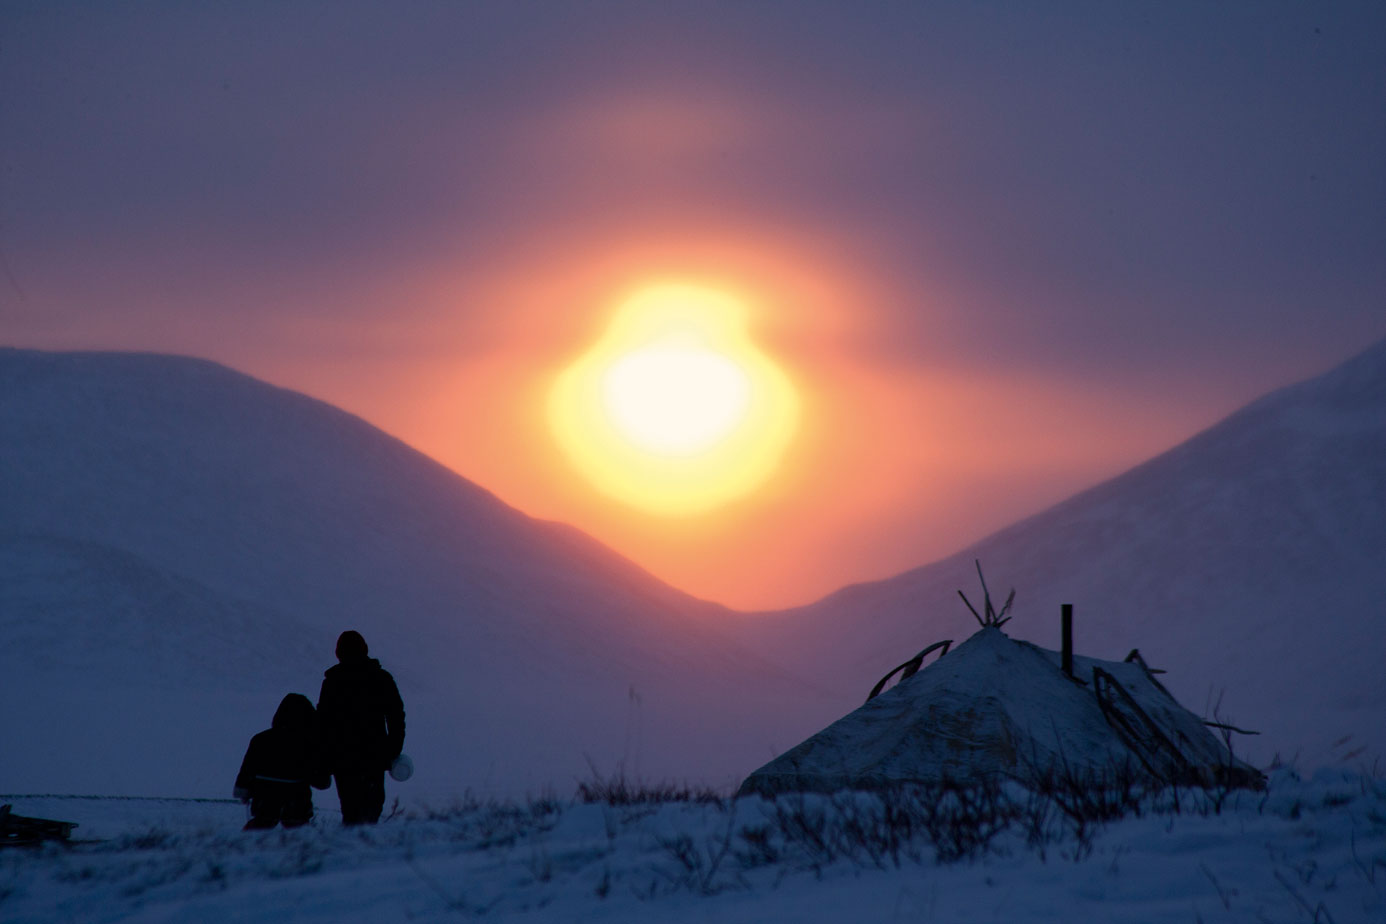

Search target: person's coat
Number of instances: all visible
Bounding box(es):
[317,658,406,775]
[235,693,330,797]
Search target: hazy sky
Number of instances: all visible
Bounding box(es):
[3,2,1384,609]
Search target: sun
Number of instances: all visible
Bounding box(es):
[601,344,752,455]
[549,283,799,515]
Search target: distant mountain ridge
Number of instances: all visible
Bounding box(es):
[5,339,1382,799]
[0,348,825,798]
[736,337,1386,767]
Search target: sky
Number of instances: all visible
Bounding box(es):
[2,1,1384,610]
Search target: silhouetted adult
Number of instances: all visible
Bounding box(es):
[234,693,330,830]
[317,631,406,825]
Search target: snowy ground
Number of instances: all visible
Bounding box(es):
[4,767,1384,923]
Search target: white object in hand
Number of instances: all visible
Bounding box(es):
[389,754,414,782]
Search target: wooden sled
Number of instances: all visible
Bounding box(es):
[1,804,79,848]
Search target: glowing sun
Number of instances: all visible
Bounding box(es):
[549,284,799,515]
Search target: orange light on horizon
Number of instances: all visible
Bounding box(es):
[548,283,800,516]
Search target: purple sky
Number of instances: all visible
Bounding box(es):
[3,2,1384,608]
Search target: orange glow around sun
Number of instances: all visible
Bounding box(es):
[548,283,800,516]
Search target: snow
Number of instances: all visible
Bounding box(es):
[4,340,1385,919]
[3,766,1383,922]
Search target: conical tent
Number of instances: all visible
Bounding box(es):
[738,627,1263,797]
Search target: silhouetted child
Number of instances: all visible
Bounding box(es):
[234,693,330,830]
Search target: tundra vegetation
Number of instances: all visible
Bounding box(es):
[2,761,1384,922]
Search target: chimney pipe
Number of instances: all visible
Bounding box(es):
[1061,604,1074,678]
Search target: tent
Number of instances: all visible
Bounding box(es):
[738,625,1264,797]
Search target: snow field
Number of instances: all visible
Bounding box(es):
[3,766,1383,923]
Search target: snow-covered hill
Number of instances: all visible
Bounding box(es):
[6,338,1382,803]
[737,338,1386,769]
[0,349,825,799]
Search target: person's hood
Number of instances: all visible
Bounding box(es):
[324,657,382,680]
[271,692,315,731]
